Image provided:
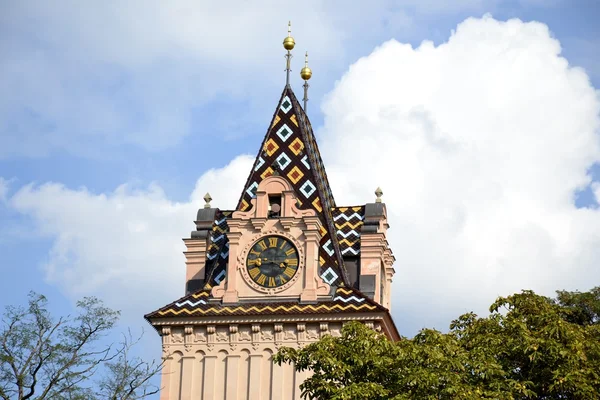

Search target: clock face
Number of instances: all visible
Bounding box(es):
[246,235,299,288]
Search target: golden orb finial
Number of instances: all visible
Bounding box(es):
[300,51,312,80]
[283,21,295,51]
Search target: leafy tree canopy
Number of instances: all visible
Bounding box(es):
[275,288,600,400]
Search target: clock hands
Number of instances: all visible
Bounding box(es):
[260,256,288,268]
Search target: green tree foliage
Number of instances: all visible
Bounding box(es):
[0,292,161,400]
[275,288,600,400]
[555,287,600,326]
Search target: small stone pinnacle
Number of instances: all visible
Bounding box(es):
[375,187,383,203]
[203,192,212,208]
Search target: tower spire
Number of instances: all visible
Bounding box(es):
[283,21,295,86]
[300,51,312,111]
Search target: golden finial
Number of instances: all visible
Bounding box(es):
[283,21,295,50]
[300,51,312,80]
[301,51,312,110]
[283,21,295,86]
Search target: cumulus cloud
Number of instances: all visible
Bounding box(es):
[6,16,600,335]
[8,156,253,318]
[319,16,600,331]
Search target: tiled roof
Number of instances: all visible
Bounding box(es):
[198,86,370,289]
[145,287,387,319]
[231,85,347,286]
[203,210,232,287]
[332,206,365,256]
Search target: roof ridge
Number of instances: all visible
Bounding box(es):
[285,89,349,284]
[235,87,289,210]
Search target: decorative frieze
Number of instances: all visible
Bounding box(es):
[306,325,319,340]
[194,327,207,343]
[172,328,184,344]
[161,321,348,353]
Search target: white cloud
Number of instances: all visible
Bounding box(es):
[319,16,600,331]
[2,1,533,159]
[8,156,253,319]
[0,0,417,158]
[7,16,600,335]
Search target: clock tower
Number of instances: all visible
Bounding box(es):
[145,24,398,400]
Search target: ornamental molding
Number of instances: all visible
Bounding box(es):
[149,313,386,326]
[160,321,354,353]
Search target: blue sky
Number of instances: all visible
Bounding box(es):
[1,0,600,389]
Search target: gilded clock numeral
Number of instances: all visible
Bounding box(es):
[279,275,287,284]
[285,248,295,256]
[269,237,278,248]
[248,268,260,279]
[283,267,296,278]
[286,258,298,266]
[247,259,259,266]
[268,277,276,287]
[250,249,261,257]
[257,240,267,251]
[256,274,267,285]
[280,241,287,250]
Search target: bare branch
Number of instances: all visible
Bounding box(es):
[1,292,159,400]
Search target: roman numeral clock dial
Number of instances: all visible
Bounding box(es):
[246,235,299,288]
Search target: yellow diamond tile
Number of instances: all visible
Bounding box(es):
[288,137,304,156]
[260,167,274,180]
[240,199,250,211]
[320,226,327,237]
[319,256,325,266]
[272,114,281,127]
[287,166,304,184]
[312,197,322,212]
[264,138,279,157]
[290,114,298,127]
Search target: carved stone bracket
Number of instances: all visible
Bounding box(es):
[183,326,194,352]
[161,326,171,344]
[207,325,216,350]
[252,324,261,350]
[229,324,239,350]
[320,322,329,338]
[274,324,283,348]
[297,323,306,342]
